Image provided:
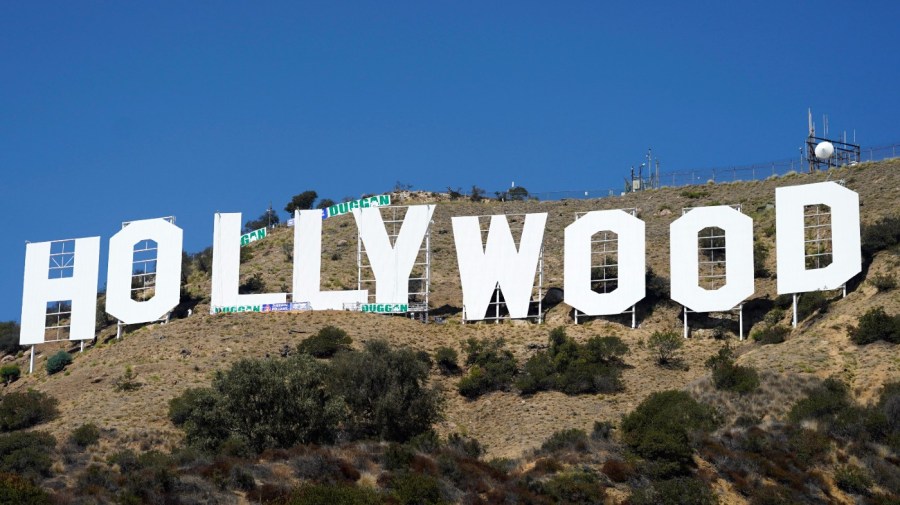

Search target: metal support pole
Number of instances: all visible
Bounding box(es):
[739,305,744,341]
[842,284,846,298]
[574,310,579,324]
[792,294,798,327]
[117,321,123,339]
[80,341,84,353]
[683,307,688,338]
[29,346,35,374]
[494,286,500,323]
[631,305,636,329]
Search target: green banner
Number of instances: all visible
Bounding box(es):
[361,303,408,313]
[240,227,267,246]
[325,194,391,218]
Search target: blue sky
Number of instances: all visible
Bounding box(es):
[2,1,899,322]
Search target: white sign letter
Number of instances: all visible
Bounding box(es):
[564,210,645,315]
[106,218,183,324]
[20,237,100,345]
[293,210,368,309]
[776,181,861,294]
[211,213,286,310]
[353,205,435,304]
[452,213,547,321]
[670,206,754,312]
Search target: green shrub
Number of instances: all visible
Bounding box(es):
[834,464,872,495]
[45,350,72,375]
[0,365,20,385]
[629,477,717,505]
[647,331,683,366]
[870,273,897,292]
[592,420,613,440]
[284,482,384,505]
[704,344,759,394]
[0,431,56,480]
[516,329,627,395]
[539,428,589,454]
[446,433,483,459]
[171,354,344,453]
[433,347,459,374]
[328,340,443,442]
[70,423,101,448]
[457,338,517,398]
[850,306,900,345]
[297,326,352,358]
[0,390,58,431]
[113,366,141,392]
[861,215,900,258]
[796,291,828,321]
[788,378,851,424]
[621,391,720,476]
[539,469,606,504]
[389,472,445,505]
[108,449,180,503]
[751,324,790,345]
[0,472,50,504]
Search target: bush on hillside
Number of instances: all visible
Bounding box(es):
[0,472,51,504]
[328,340,443,442]
[647,330,683,366]
[621,390,720,477]
[796,291,829,321]
[0,431,56,480]
[106,449,180,503]
[870,273,897,292]
[788,378,852,425]
[0,390,58,432]
[850,306,900,345]
[46,350,72,375]
[861,215,900,258]
[629,477,717,505]
[284,482,385,505]
[539,469,607,504]
[834,464,873,496]
[69,423,101,448]
[539,428,589,454]
[516,328,627,395]
[297,326,352,358]
[457,338,517,398]
[170,354,344,453]
[433,347,459,375]
[704,344,759,394]
[0,365,20,385]
[751,324,790,345]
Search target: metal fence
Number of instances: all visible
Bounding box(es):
[448,141,900,203]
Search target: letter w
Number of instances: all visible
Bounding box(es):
[452,213,547,320]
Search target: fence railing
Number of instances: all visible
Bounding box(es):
[436,141,900,203]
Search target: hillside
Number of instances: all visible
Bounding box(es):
[4,158,899,503]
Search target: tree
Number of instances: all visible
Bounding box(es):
[170,355,344,453]
[316,198,336,210]
[470,185,485,202]
[328,340,443,442]
[508,186,530,201]
[285,191,318,214]
[243,208,279,233]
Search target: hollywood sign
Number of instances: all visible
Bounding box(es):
[18,181,861,346]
